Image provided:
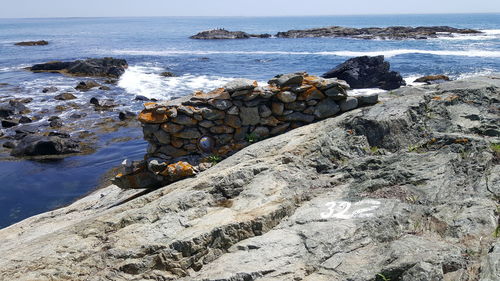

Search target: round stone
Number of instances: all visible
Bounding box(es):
[198,136,215,153]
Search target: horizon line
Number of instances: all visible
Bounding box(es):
[1,12,499,20]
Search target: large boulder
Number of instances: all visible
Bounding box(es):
[28,57,128,78]
[322,55,406,90]
[10,134,80,157]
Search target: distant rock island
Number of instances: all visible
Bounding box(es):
[191,26,482,40]
[276,26,482,40]
[14,40,49,46]
[190,28,271,39]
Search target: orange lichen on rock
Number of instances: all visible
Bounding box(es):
[160,161,196,179]
[445,95,459,102]
[454,138,469,144]
[431,96,442,101]
[302,75,320,85]
[143,102,158,110]
[298,86,325,101]
[138,110,169,124]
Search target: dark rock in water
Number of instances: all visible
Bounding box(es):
[11,97,34,104]
[99,86,111,91]
[160,72,176,77]
[190,29,270,39]
[2,141,16,148]
[11,134,80,157]
[75,81,101,91]
[49,119,63,128]
[42,86,58,93]
[134,95,150,101]
[119,111,137,121]
[1,119,19,128]
[322,56,406,90]
[19,116,32,124]
[90,97,117,109]
[14,40,49,46]
[54,93,77,100]
[70,113,85,119]
[0,105,15,118]
[414,75,451,84]
[276,26,482,40]
[28,57,128,78]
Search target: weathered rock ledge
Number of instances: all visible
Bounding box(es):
[0,76,499,281]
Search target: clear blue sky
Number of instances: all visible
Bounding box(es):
[1,0,499,18]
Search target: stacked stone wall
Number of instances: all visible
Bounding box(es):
[113,72,378,189]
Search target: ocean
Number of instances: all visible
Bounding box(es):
[0,14,499,228]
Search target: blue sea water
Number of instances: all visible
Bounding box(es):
[0,14,499,228]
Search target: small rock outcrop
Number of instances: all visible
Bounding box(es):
[14,40,48,46]
[28,57,128,78]
[190,29,271,39]
[322,55,406,90]
[414,74,451,84]
[276,25,482,40]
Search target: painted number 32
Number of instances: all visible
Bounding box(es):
[320,200,381,219]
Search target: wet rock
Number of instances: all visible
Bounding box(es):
[28,57,128,78]
[54,93,77,100]
[90,97,117,109]
[414,75,451,84]
[18,116,32,124]
[99,86,111,91]
[42,86,58,93]
[76,81,101,91]
[322,55,406,90]
[14,40,48,46]
[160,71,175,77]
[118,111,137,121]
[11,134,80,156]
[49,118,63,128]
[2,141,16,148]
[1,119,18,128]
[134,95,150,101]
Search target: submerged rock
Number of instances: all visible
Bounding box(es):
[322,55,406,90]
[10,134,80,157]
[28,57,128,78]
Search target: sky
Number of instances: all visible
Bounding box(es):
[1,0,499,18]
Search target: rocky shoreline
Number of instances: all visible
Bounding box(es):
[191,26,482,40]
[0,74,498,280]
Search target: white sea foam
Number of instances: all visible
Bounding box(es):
[112,49,500,58]
[348,88,387,96]
[118,66,234,100]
